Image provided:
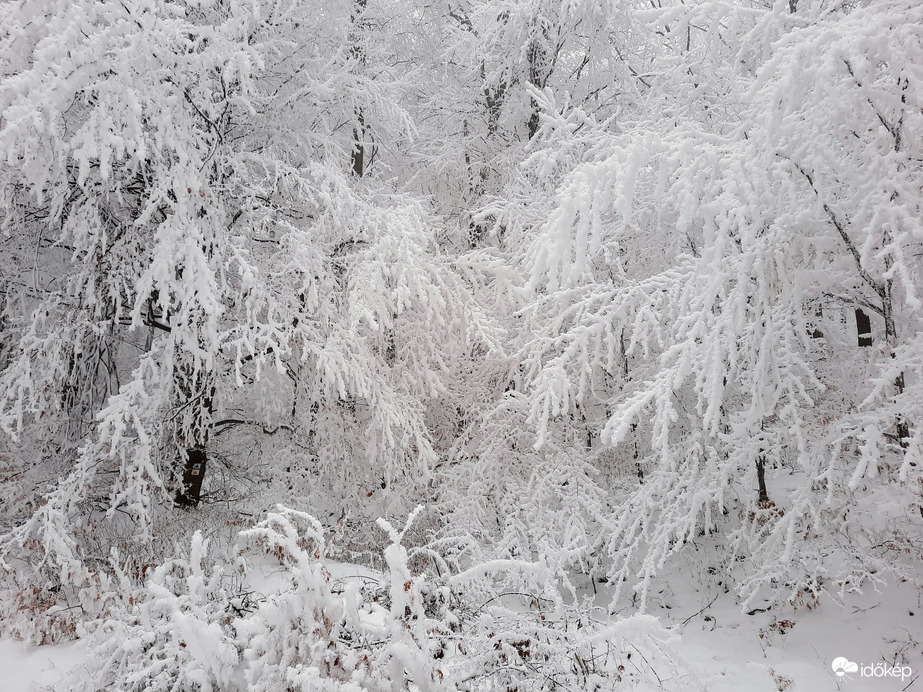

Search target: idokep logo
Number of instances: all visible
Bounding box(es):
[832,658,858,677]
[831,657,913,682]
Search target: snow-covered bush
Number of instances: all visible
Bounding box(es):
[65,507,681,692]
[68,533,239,691]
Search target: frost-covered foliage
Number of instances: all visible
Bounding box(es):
[0,0,498,617]
[496,0,923,609]
[66,508,681,692]
[405,0,658,249]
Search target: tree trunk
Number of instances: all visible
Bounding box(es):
[526,18,553,139]
[350,0,368,177]
[756,455,769,504]
[483,62,505,139]
[619,330,643,480]
[855,308,872,347]
[756,420,770,504]
[351,111,365,177]
[175,447,207,507]
[881,282,910,447]
[173,364,214,508]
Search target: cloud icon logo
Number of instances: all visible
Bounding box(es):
[832,657,859,677]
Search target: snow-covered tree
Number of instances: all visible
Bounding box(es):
[506,0,922,608]
[0,0,499,636]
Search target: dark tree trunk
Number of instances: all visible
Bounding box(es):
[756,419,770,505]
[756,455,770,504]
[855,308,872,347]
[810,306,823,339]
[349,0,368,177]
[175,447,207,507]
[351,112,365,178]
[172,362,214,508]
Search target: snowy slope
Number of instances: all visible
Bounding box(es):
[4,575,918,691]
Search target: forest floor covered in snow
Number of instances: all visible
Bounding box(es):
[658,571,921,691]
[3,562,919,692]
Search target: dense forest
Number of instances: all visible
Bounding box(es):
[0,0,921,690]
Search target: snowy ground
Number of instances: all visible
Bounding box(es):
[3,571,918,692]
[665,577,921,691]
[0,637,85,692]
